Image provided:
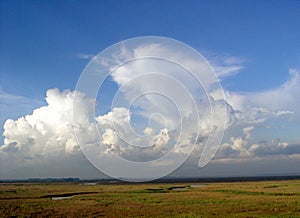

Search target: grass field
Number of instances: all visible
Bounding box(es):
[1,180,300,217]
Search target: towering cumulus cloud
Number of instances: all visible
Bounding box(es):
[1,42,300,179]
[2,89,78,156]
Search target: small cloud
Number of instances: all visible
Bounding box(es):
[273,110,294,116]
[243,126,254,140]
[75,53,95,60]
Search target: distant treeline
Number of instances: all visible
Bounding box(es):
[153,175,300,183]
[1,175,300,183]
[0,177,80,183]
[27,177,80,182]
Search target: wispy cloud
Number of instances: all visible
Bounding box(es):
[0,87,44,123]
[205,52,247,77]
[75,53,95,60]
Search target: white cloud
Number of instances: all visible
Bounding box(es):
[95,107,172,160]
[75,53,95,60]
[248,139,291,157]
[216,69,300,159]
[0,89,104,179]
[204,53,247,77]
[243,126,254,140]
[101,128,123,155]
[0,88,180,177]
[246,69,300,115]
[1,89,85,157]
[153,128,170,148]
[96,107,131,128]
[1,42,300,179]
[273,110,294,116]
[217,136,300,160]
[215,69,300,126]
[143,127,154,135]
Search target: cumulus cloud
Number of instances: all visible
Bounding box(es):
[213,70,300,160]
[95,107,172,160]
[217,134,300,160]
[0,88,179,176]
[240,70,299,119]
[248,139,289,157]
[0,89,91,178]
[211,69,299,127]
[1,89,86,158]
[1,42,300,179]
[1,43,233,178]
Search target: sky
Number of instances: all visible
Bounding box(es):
[0,0,300,180]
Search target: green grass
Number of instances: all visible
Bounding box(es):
[1,180,300,217]
[211,189,299,196]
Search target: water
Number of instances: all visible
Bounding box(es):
[51,196,73,200]
[190,184,207,188]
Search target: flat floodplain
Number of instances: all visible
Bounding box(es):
[1,180,300,217]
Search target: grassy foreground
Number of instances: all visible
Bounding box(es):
[1,180,300,217]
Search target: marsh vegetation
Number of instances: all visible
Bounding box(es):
[1,180,300,217]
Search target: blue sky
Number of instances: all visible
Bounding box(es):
[1,1,300,179]
[1,1,299,95]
